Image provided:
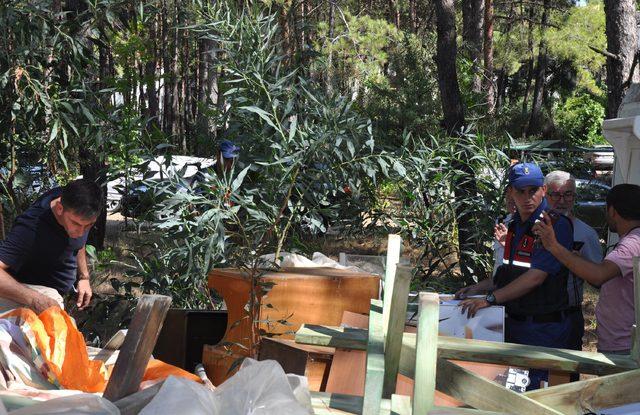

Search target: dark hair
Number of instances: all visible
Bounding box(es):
[61,178,103,219]
[606,184,640,221]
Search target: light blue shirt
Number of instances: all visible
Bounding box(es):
[567,217,603,307]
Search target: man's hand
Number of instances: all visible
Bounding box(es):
[454,284,478,300]
[458,298,490,318]
[531,212,560,253]
[76,279,92,310]
[30,293,60,314]
[494,222,508,247]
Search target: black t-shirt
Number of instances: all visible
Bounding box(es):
[0,188,88,294]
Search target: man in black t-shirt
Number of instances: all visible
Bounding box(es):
[0,179,102,313]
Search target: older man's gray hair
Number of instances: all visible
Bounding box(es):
[544,170,576,191]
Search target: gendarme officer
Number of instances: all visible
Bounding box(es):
[457,163,574,390]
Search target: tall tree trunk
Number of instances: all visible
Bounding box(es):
[409,0,417,33]
[495,68,507,109]
[389,0,400,28]
[146,13,159,132]
[526,0,550,136]
[172,1,181,143]
[483,0,495,113]
[462,0,483,94]
[326,0,336,94]
[521,6,535,123]
[604,0,638,118]
[434,0,479,282]
[0,203,5,240]
[162,0,173,135]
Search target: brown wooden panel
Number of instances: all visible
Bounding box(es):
[103,295,172,401]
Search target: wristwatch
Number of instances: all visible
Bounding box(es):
[485,292,497,305]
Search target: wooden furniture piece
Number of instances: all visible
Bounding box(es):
[204,266,380,385]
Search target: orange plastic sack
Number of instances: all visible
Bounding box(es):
[0,307,200,393]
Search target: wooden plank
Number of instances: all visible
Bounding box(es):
[427,408,508,415]
[431,336,637,377]
[310,392,505,415]
[258,337,309,376]
[296,326,637,375]
[412,292,439,415]
[383,234,403,334]
[390,394,411,415]
[312,391,364,414]
[264,337,335,355]
[632,256,640,363]
[383,266,412,397]
[114,381,164,415]
[524,367,640,414]
[296,324,368,350]
[103,294,172,402]
[363,299,385,415]
[326,311,369,395]
[547,371,571,387]
[435,359,563,415]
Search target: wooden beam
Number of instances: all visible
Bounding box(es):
[524,368,640,414]
[383,266,412,397]
[390,394,411,415]
[632,257,640,363]
[435,359,563,415]
[431,336,638,377]
[383,234,402,334]
[296,324,367,350]
[310,392,505,415]
[103,294,172,402]
[296,326,637,375]
[363,299,385,415]
[412,292,439,415]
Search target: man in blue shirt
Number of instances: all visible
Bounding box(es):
[0,179,102,313]
[457,163,574,389]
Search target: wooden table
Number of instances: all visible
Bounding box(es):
[203,267,380,385]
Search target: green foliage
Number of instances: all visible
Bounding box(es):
[120,3,404,309]
[547,1,606,95]
[358,33,440,145]
[0,1,98,199]
[556,94,606,146]
[314,11,401,92]
[371,132,510,290]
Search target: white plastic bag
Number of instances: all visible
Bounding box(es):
[8,394,118,415]
[141,358,312,415]
[215,358,311,415]
[139,376,220,415]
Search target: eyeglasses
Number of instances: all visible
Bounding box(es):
[547,191,575,201]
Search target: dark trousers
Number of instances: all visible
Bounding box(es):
[505,316,573,390]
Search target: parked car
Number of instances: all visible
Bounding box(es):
[573,179,611,239]
[118,156,216,219]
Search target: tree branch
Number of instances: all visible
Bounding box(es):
[589,45,620,61]
[622,51,640,89]
[494,15,560,29]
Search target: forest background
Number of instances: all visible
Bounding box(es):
[0,0,636,341]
